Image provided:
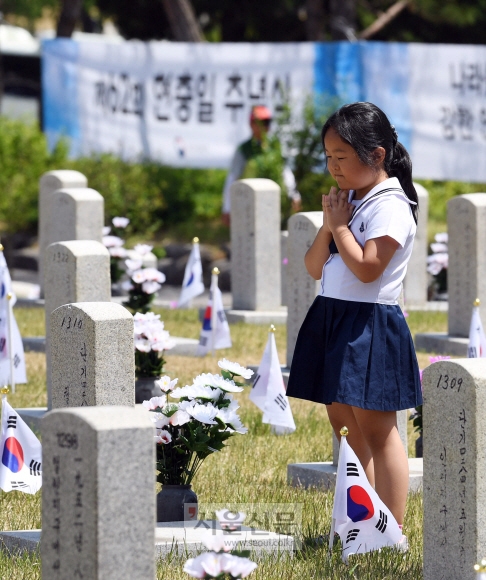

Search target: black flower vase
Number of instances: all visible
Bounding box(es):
[415,434,423,458]
[156,485,198,522]
[135,376,163,404]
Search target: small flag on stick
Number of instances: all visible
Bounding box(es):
[0,390,42,494]
[468,298,486,358]
[178,237,205,308]
[0,245,27,392]
[196,268,231,356]
[250,325,295,433]
[329,427,401,562]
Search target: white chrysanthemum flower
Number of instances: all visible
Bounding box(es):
[155,429,172,444]
[171,384,223,402]
[151,337,175,352]
[155,376,178,392]
[112,216,130,228]
[434,232,448,243]
[125,258,143,272]
[169,409,191,426]
[133,243,153,255]
[131,269,147,284]
[102,235,124,248]
[142,267,166,283]
[430,242,448,254]
[109,246,128,258]
[186,403,219,424]
[221,554,257,578]
[211,374,244,393]
[216,407,247,434]
[102,226,111,236]
[191,373,243,393]
[154,414,170,429]
[142,395,167,410]
[135,339,151,353]
[142,280,162,295]
[184,553,214,578]
[218,359,254,379]
[121,280,133,291]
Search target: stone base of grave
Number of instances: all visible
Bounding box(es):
[0,521,295,557]
[199,307,287,325]
[17,408,46,431]
[414,333,468,356]
[406,301,448,312]
[22,335,199,356]
[287,458,423,493]
[225,308,287,325]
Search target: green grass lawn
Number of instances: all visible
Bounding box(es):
[1,307,448,579]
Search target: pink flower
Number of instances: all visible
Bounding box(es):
[155,429,172,444]
[429,355,451,364]
[112,216,130,228]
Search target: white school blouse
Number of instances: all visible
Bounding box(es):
[319,177,417,305]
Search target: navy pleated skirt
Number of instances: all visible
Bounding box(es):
[286,296,423,411]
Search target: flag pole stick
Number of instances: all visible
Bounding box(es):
[211,267,219,357]
[6,293,15,394]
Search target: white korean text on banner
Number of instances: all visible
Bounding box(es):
[43,39,486,182]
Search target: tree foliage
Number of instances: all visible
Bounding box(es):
[3,0,486,44]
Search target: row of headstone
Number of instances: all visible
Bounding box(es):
[39,171,112,408]
[415,193,486,354]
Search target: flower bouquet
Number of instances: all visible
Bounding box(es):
[123,244,166,313]
[102,217,130,286]
[143,359,253,486]
[427,232,448,301]
[134,312,175,378]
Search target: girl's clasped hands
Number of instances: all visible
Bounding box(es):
[322,186,353,235]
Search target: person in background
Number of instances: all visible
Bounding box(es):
[221,105,301,226]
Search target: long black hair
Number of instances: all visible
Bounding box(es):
[321,102,418,223]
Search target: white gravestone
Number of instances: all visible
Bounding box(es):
[448,194,486,337]
[423,358,486,580]
[42,187,104,296]
[39,171,88,295]
[41,406,155,580]
[286,212,322,369]
[403,182,429,307]
[45,241,112,408]
[281,230,289,307]
[50,302,134,408]
[230,179,281,311]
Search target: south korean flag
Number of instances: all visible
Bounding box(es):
[0,398,42,494]
[329,430,401,561]
[250,328,295,433]
[467,301,486,358]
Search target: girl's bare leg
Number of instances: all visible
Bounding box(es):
[326,402,375,487]
[351,406,408,525]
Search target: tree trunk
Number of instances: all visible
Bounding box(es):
[329,0,357,41]
[160,0,204,42]
[57,0,84,38]
[358,0,411,40]
[304,0,326,41]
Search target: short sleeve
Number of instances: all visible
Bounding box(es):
[365,196,414,248]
